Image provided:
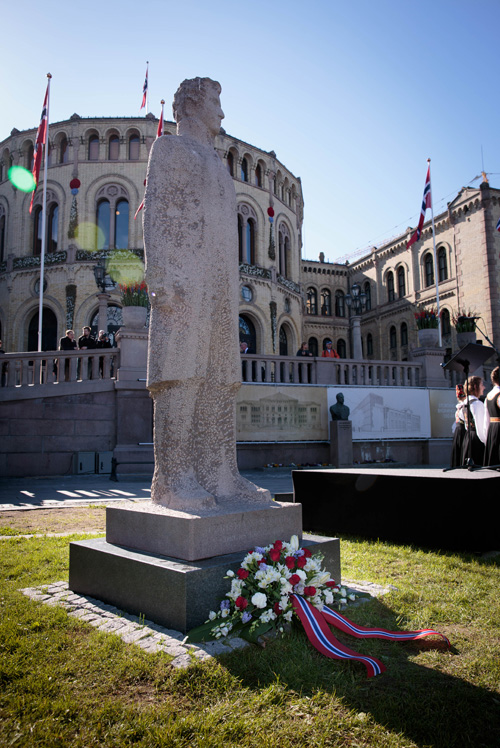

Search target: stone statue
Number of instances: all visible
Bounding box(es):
[330,392,350,421]
[143,77,271,512]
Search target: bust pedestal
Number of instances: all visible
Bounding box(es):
[330,420,353,467]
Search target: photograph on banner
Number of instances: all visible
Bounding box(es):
[236,385,328,442]
[326,387,431,440]
[429,388,459,438]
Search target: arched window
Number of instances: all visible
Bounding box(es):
[88,135,99,161]
[96,200,110,250]
[387,271,395,302]
[27,307,58,351]
[438,247,448,281]
[26,144,34,171]
[442,308,451,336]
[424,253,434,287]
[366,333,373,356]
[33,206,43,255]
[278,223,290,277]
[240,158,248,182]
[364,281,371,311]
[401,322,408,347]
[390,325,397,350]
[108,135,119,161]
[254,164,262,187]
[239,314,256,353]
[227,152,234,177]
[114,199,129,249]
[47,204,58,253]
[279,325,288,356]
[306,287,317,315]
[238,204,257,265]
[0,212,6,262]
[335,290,345,317]
[128,134,140,160]
[320,289,332,316]
[337,339,346,358]
[59,137,68,164]
[308,337,318,356]
[397,267,406,298]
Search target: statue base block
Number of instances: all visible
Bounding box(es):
[330,421,353,467]
[69,533,340,633]
[106,501,302,561]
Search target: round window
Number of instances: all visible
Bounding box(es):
[241,285,253,302]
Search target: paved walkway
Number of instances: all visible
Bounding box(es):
[0,469,294,510]
[20,579,393,668]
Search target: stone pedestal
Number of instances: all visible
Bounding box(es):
[69,530,340,633]
[329,420,353,467]
[115,326,148,382]
[409,346,446,387]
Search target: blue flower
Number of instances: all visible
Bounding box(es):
[255,547,266,554]
[220,600,230,610]
[241,611,252,623]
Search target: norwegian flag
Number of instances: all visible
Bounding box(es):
[134,99,164,220]
[29,83,49,213]
[496,216,500,232]
[407,164,432,249]
[140,64,148,110]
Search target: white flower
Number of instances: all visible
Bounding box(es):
[304,558,321,572]
[289,535,300,551]
[296,569,307,581]
[279,596,289,611]
[260,609,277,623]
[226,570,235,577]
[283,610,293,622]
[251,592,267,609]
[324,589,334,605]
[348,594,356,602]
[340,587,347,597]
[221,608,229,618]
[309,572,331,586]
[208,610,217,621]
[312,598,324,612]
[295,582,305,595]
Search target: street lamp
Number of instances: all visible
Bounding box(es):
[345,282,367,360]
[93,259,107,293]
[93,259,110,335]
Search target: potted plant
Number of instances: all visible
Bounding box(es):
[453,309,477,347]
[414,305,440,347]
[119,282,149,328]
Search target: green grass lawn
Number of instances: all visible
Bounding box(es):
[1,531,499,747]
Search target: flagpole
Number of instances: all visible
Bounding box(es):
[38,73,51,353]
[427,158,442,347]
[146,61,149,114]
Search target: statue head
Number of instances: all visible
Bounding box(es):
[173,78,224,139]
[336,392,344,404]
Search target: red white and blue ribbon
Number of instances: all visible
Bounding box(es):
[291,594,449,678]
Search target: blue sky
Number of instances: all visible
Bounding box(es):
[1,0,498,262]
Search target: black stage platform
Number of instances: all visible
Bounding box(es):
[292,468,499,551]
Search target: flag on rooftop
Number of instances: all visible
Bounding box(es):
[140,64,148,110]
[406,164,431,249]
[134,99,164,220]
[29,82,49,213]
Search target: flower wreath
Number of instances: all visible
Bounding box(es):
[187,536,450,678]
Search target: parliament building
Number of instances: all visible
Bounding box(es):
[1,112,499,362]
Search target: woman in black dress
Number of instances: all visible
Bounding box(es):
[484,366,500,467]
[461,376,486,466]
[450,384,466,467]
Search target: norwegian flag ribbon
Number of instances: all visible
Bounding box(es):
[407,164,432,249]
[140,64,148,110]
[29,83,49,213]
[496,217,500,232]
[291,594,449,678]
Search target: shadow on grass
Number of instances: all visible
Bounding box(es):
[222,596,500,748]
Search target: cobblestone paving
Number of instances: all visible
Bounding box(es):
[20,579,395,669]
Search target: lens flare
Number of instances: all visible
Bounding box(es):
[106,250,145,285]
[74,222,103,250]
[8,166,36,193]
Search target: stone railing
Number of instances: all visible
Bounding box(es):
[241,354,423,387]
[0,349,119,389]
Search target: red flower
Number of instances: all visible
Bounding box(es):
[285,556,296,569]
[296,556,307,569]
[237,568,249,579]
[273,602,281,615]
[268,549,281,562]
[304,586,317,597]
[273,540,283,551]
[302,548,312,558]
[289,574,300,586]
[236,596,248,610]
[258,559,267,566]
[325,580,336,588]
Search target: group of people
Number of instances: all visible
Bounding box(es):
[296,341,340,358]
[58,327,112,380]
[451,366,500,467]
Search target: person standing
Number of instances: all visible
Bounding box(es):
[321,341,340,358]
[78,326,96,379]
[58,329,77,381]
[296,342,313,357]
[450,384,466,467]
[483,366,500,467]
[461,376,487,466]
